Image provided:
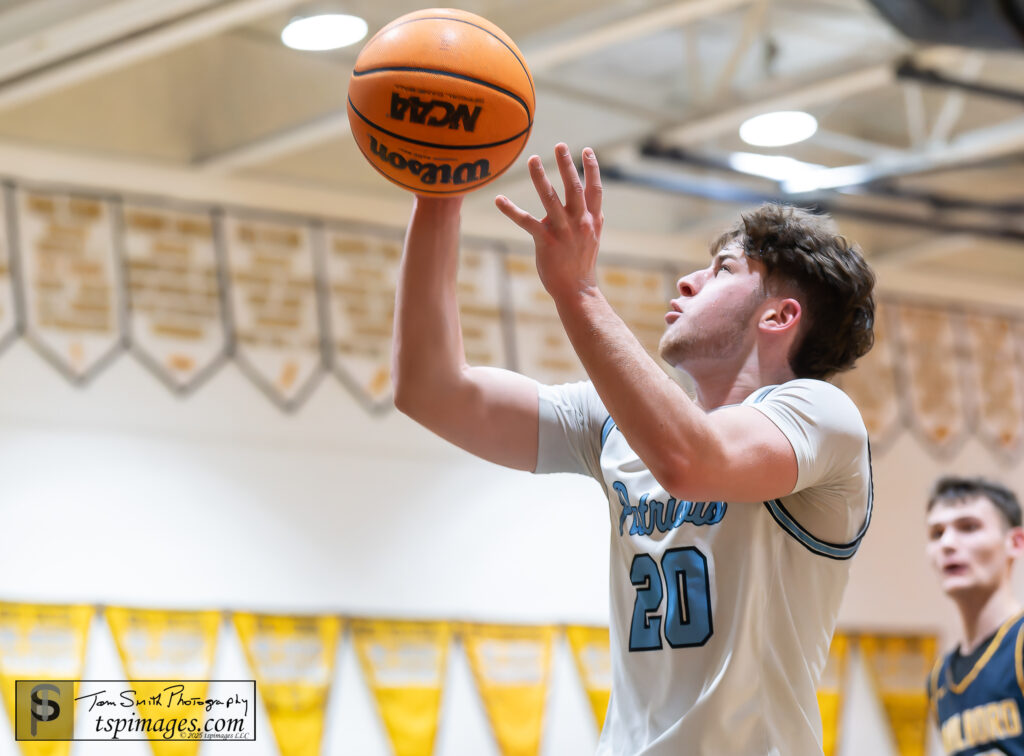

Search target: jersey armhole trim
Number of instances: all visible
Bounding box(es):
[600,415,615,449]
[1016,615,1024,699]
[927,655,944,719]
[762,495,869,560]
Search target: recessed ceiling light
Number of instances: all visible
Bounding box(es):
[281,13,368,51]
[739,111,818,147]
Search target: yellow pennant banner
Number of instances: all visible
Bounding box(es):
[351,619,451,756]
[0,603,93,756]
[565,625,611,731]
[860,633,938,756]
[462,623,553,756]
[105,607,221,756]
[233,612,340,756]
[817,632,850,756]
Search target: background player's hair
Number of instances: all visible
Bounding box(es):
[711,204,875,379]
[927,475,1023,529]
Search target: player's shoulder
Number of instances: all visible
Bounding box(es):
[750,378,866,431]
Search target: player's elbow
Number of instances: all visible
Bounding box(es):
[648,442,727,502]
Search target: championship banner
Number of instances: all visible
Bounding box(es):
[15,187,124,382]
[462,623,554,756]
[565,625,611,731]
[504,253,585,384]
[859,633,938,756]
[816,632,850,756]
[105,607,221,756]
[350,619,451,756]
[233,612,340,756]
[456,240,510,372]
[0,187,18,353]
[597,263,674,369]
[223,213,324,410]
[964,313,1024,463]
[0,602,93,756]
[836,301,902,452]
[121,202,227,393]
[893,303,968,457]
[323,226,402,410]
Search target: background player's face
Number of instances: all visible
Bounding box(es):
[658,240,766,370]
[925,496,1017,598]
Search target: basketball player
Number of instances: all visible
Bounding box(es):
[926,476,1024,755]
[392,144,875,755]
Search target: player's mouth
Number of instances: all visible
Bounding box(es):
[942,563,968,576]
[665,301,682,324]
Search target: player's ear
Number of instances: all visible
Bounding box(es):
[1006,526,1024,560]
[759,298,801,334]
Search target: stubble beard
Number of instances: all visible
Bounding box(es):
[658,291,764,369]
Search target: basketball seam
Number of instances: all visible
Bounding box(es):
[360,15,534,98]
[351,65,533,125]
[347,97,531,151]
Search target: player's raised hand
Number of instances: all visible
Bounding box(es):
[495,143,604,301]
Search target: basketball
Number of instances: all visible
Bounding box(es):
[347,8,535,196]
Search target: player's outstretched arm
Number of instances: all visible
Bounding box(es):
[392,195,540,471]
[497,145,799,502]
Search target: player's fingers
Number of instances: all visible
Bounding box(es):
[527,155,567,228]
[555,143,585,218]
[582,147,603,222]
[495,195,543,236]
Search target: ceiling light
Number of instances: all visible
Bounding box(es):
[739,111,818,147]
[281,14,368,51]
[727,152,823,182]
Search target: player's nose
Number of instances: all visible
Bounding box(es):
[676,271,702,297]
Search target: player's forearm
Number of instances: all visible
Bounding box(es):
[553,286,720,495]
[392,195,468,414]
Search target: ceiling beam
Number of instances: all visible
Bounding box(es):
[0,0,300,112]
[0,0,218,84]
[524,0,755,73]
[781,113,1024,193]
[199,0,760,171]
[198,110,351,173]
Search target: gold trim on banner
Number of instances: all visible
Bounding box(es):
[351,619,451,756]
[564,625,611,732]
[817,632,850,756]
[233,612,340,756]
[462,623,554,756]
[105,607,221,756]
[860,633,938,756]
[0,603,93,756]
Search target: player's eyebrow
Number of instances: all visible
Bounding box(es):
[711,251,741,266]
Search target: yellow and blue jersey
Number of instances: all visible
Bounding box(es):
[929,611,1024,755]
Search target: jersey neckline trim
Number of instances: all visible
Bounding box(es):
[946,608,1024,695]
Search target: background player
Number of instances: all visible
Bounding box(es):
[392,144,875,755]
[926,476,1024,754]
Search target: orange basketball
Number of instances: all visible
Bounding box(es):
[347,8,535,196]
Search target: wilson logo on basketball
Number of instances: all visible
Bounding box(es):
[388,93,483,132]
[367,135,491,186]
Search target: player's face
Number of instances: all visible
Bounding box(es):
[925,497,1015,598]
[658,241,766,369]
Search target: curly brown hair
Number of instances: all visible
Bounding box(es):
[712,204,875,379]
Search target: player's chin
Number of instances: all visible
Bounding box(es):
[940,577,977,597]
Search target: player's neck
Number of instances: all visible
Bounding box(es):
[955,583,1023,654]
[690,358,797,410]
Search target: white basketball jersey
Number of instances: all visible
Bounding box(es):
[536,378,872,756]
